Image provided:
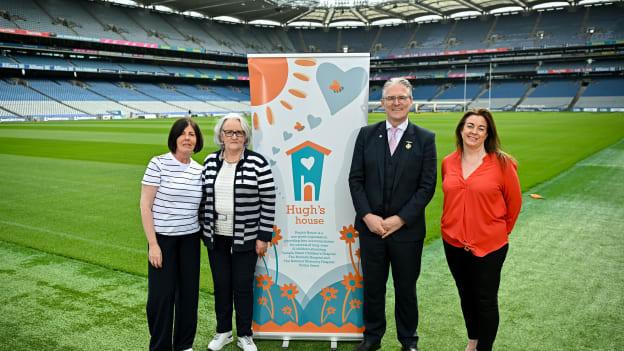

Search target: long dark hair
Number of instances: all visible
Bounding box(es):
[455,109,514,166]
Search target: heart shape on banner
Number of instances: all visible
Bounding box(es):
[307,114,322,129]
[283,131,293,141]
[301,156,315,170]
[272,146,280,154]
[316,63,368,115]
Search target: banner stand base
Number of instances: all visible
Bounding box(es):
[280,337,338,350]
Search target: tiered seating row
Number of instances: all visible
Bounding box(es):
[0,1,622,57]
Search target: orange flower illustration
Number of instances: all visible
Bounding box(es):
[282,306,292,315]
[293,121,305,131]
[339,224,359,244]
[256,277,275,318]
[341,272,363,292]
[271,225,282,245]
[320,286,339,324]
[256,274,274,291]
[280,283,299,299]
[349,299,362,310]
[320,287,338,301]
[329,80,344,93]
[280,283,300,323]
[326,307,336,315]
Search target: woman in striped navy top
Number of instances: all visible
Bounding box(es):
[201,113,275,351]
[140,117,204,351]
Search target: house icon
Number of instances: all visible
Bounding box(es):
[285,141,332,201]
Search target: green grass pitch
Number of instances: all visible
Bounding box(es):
[0,112,622,350]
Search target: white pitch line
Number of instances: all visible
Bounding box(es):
[0,219,144,254]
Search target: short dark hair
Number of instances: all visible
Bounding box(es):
[168,117,203,153]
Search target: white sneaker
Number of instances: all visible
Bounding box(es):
[208,331,233,351]
[236,336,257,351]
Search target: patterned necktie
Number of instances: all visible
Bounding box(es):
[389,127,399,155]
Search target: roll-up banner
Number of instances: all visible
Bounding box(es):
[248,53,369,344]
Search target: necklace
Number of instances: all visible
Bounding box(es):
[223,153,241,164]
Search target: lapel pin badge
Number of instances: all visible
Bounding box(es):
[405,141,413,150]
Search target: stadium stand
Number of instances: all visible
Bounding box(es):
[471,81,529,110]
[520,80,580,110]
[0,0,622,119]
[575,78,624,109]
[448,17,492,51]
[1,1,622,56]
[0,79,89,119]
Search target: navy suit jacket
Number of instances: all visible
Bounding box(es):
[349,120,437,241]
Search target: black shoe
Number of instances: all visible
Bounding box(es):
[401,343,419,351]
[354,340,381,351]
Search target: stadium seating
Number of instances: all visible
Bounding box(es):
[0,79,89,118]
[445,17,492,51]
[1,2,623,56]
[488,12,537,49]
[520,80,579,110]
[471,81,528,110]
[86,2,163,44]
[13,54,72,67]
[575,77,624,109]
[0,1,622,118]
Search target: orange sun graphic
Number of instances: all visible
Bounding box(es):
[248,57,316,130]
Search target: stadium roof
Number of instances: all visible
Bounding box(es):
[129,0,616,26]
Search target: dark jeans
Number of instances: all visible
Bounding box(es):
[208,234,258,337]
[360,232,424,347]
[444,241,509,351]
[147,232,200,351]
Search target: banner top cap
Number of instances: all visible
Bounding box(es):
[247,53,370,58]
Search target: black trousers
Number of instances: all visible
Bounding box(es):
[208,234,258,337]
[360,232,424,346]
[444,241,508,351]
[147,232,200,351]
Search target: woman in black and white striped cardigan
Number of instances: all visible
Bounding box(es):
[201,113,275,351]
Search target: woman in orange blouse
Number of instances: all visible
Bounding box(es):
[441,109,522,351]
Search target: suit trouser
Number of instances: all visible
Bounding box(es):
[443,241,508,351]
[360,232,424,346]
[208,234,258,337]
[147,232,200,351]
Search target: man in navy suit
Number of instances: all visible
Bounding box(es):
[349,78,437,351]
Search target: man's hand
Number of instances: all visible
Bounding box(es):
[381,215,405,238]
[363,213,386,236]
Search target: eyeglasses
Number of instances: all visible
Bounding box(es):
[222,130,245,138]
[383,95,411,102]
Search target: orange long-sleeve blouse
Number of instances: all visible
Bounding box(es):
[441,151,522,257]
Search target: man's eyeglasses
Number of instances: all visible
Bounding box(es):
[222,130,245,138]
[383,95,411,102]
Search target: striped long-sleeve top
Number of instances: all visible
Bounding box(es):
[141,152,203,236]
[201,148,276,252]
